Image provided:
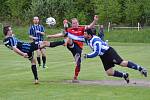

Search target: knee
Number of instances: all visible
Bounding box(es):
[41,51,46,56]
[67,38,73,45]
[42,53,46,57]
[43,41,49,46]
[31,58,36,65]
[75,53,81,66]
[120,60,128,67]
[106,72,113,76]
[36,52,41,57]
[106,69,114,76]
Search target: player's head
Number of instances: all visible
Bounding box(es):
[33,16,39,24]
[71,18,79,28]
[3,26,12,36]
[84,28,96,39]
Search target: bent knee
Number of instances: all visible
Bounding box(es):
[106,69,114,76]
[120,60,128,67]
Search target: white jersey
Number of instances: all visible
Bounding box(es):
[67,33,109,58]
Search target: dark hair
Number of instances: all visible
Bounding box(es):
[85,28,96,36]
[3,26,10,36]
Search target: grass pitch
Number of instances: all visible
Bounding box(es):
[0,42,150,100]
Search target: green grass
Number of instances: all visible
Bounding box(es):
[105,29,150,43]
[0,42,150,100]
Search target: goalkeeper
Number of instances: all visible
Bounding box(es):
[67,28,147,83]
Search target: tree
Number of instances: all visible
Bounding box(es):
[24,0,75,25]
[0,0,11,20]
[6,0,31,24]
[124,0,141,25]
[118,0,127,23]
[94,0,121,24]
[143,0,150,25]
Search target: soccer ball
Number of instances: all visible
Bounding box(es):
[46,17,56,26]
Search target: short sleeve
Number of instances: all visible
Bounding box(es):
[28,26,33,35]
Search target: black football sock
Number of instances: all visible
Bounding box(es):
[49,40,65,47]
[31,65,38,80]
[127,61,143,71]
[113,70,124,78]
[37,57,41,66]
[42,56,46,67]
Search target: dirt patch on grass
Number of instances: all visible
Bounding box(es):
[64,79,150,87]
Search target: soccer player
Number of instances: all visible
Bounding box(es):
[28,16,47,68]
[98,25,104,40]
[47,15,98,82]
[3,26,64,84]
[67,28,148,83]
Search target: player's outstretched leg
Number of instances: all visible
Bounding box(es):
[120,61,147,77]
[106,68,129,83]
[40,41,65,48]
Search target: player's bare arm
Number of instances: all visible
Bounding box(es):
[35,30,45,35]
[29,35,37,40]
[86,15,99,29]
[47,33,64,38]
[12,46,28,58]
[39,32,45,35]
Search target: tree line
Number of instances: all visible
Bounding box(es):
[0,0,150,26]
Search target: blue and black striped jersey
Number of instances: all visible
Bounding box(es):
[3,36,38,53]
[28,24,45,42]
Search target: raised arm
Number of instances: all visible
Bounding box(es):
[86,15,99,29]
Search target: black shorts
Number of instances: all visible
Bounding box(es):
[67,42,82,57]
[100,47,123,71]
[27,42,39,61]
[28,52,34,61]
[30,42,39,52]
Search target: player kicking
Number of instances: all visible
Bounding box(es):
[47,15,98,82]
[3,26,64,84]
[67,28,147,83]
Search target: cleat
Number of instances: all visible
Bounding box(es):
[140,68,147,77]
[72,77,79,83]
[43,65,48,69]
[34,80,39,84]
[72,79,79,83]
[123,73,129,84]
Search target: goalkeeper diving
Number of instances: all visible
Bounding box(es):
[66,28,147,83]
